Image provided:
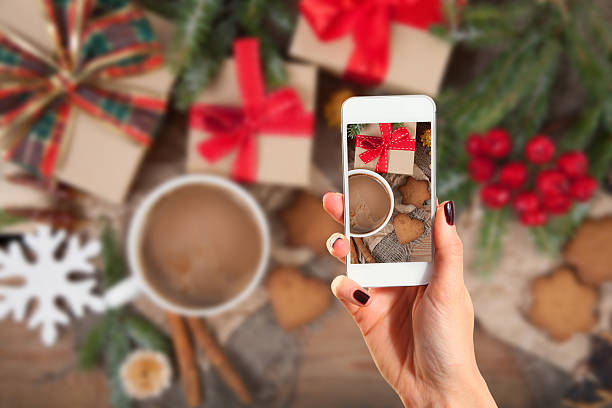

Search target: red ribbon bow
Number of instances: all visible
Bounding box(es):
[190,38,313,183]
[356,123,415,173]
[300,0,444,84]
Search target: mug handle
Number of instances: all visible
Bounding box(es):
[104,276,141,308]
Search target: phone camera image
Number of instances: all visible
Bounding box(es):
[346,122,432,264]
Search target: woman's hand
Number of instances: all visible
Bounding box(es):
[322,193,497,408]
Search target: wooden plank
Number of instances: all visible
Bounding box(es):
[0,319,109,408]
[293,304,403,408]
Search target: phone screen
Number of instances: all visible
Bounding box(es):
[345,121,433,264]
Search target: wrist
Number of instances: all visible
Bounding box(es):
[400,367,496,408]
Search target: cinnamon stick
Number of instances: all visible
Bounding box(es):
[349,237,358,264]
[353,237,376,263]
[166,313,202,407]
[187,317,253,405]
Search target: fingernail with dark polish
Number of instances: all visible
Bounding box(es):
[444,201,455,226]
[353,289,370,305]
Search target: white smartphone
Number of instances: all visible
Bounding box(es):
[341,95,436,287]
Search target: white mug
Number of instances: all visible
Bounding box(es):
[104,174,270,316]
[348,169,394,237]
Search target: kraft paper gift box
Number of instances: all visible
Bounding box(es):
[354,122,417,175]
[289,0,453,96]
[0,0,174,204]
[186,39,316,187]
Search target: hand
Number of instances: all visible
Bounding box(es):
[322,193,497,408]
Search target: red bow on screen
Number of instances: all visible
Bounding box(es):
[189,38,313,182]
[356,123,415,173]
[299,0,444,85]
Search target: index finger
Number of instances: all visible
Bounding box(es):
[322,192,344,225]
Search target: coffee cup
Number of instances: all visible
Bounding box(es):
[104,174,270,316]
[348,169,394,237]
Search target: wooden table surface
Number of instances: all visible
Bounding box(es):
[0,59,574,407]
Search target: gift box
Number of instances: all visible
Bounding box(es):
[354,123,416,175]
[186,38,315,186]
[0,0,174,203]
[289,0,453,95]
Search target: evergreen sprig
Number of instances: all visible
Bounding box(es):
[160,0,296,109]
[437,0,612,272]
[347,123,365,139]
[79,224,172,408]
[0,210,25,229]
[475,208,509,275]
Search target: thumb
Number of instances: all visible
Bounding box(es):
[430,201,464,296]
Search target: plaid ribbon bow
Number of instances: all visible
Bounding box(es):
[356,123,415,173]
[0,0,166,178]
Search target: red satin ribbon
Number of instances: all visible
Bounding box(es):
[356,123,415,173]
[300,0,444,84]
[190,38,313,182]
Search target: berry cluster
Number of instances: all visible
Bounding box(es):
[466,129,597,226]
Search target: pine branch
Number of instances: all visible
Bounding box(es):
[0,209,25,229]
[268,0,295,32]
[124,316,172,357]
[347,123,365,138]
[559,104,602,151]
[564,8,612,102]
[475,208,508,275]
[105,313,133,408]
[79,315,113,370]
[458,2,535,47]
[101,224,125,289]
[587,131,612,181]
[173,53,223,110]
[505,49,559,147]
[585,4,612,54]
[172,0,223,71]
[259,34,288,88]
[604,98,612,133]
[237,0,267,35]
[464,39,560,136]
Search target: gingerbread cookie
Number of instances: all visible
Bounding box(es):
[393,214,425,244]
[564,216,612,285]
[267,267,331,330]
[279,191,342,255]
[399,177,430,208]
[528,267,599,342]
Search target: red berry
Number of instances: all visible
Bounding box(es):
[513,191,540,213]
[465,133,486,156]
[542,194,571,215]
[484,128,512,158]
[468,157,496,183]
[480,184,511,208]
[525,134,555,164]
[557,151,588,178]
[536,169,570,197]
[569,175,597,202]
[499,161,528,189]
[520,210,548,226]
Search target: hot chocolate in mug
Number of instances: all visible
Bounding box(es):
[104,175,270,316]
[347,169,394,237]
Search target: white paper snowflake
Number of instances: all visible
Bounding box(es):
[0,225,105,346]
